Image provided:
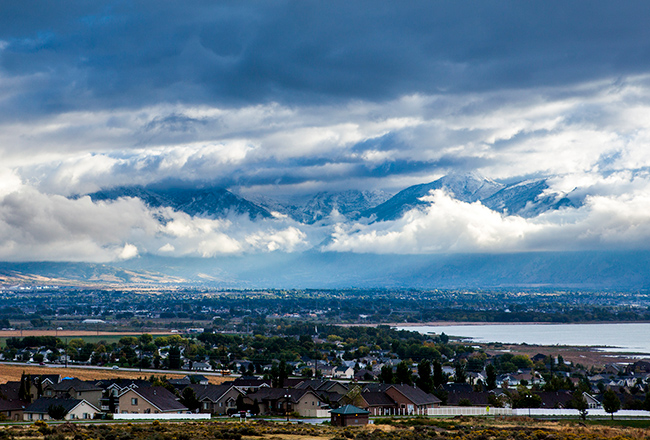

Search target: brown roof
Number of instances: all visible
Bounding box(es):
[361,391,395,407]
[128,387,187,412]
[389,384,441,406]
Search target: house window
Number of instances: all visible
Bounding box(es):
[83,413,89,419]
[131,398,138,405]
[203,402,210,410]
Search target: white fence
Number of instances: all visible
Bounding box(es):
[427,407,512,417]
[113,413,211,421]
[302,409,331,418]
[421,407,650,418]
[512,408,650,418]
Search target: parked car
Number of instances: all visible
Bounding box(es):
[231,411,252,418]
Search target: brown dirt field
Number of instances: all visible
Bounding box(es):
[489,343,641,368]
[0,330,174,337]
[0,364,233,384]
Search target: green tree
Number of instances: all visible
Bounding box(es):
[180,387,200,411]
[236,393,246,411]
[47,404,68,420]
[644,391,650,411]
[416,360,433,393]
[395,361,413,385]
[119,336,138,347]
[378,365,393,384]
[168,346,182,370]
[570,390,588,421]
[433,360,446,388]
[454,361,467,384]
[486,364,497,390]
[18,372,32,403]
[602,389,620,420]
[512,388,542,408]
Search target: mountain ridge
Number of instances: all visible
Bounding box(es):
[84,173,582,224]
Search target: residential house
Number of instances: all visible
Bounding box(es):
[23,397,99,421]
[185,384,242,415]
[96,379,151,413]
[354,369,377,381]
[295,379,348,395]
[232,377,270,393]
[384,384,441,414]
[537,391,573,409]
[0,398,25,421]
[118,386,188,414]
[333,366,354,379]
[244,388,326,417]
[584,392,601,409]
[42,378,103,409]
[359,391,396,416]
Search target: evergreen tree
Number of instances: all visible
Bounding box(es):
[416,360,433,393]
[180,387,200,411]
[395,361,413,385]
[35,376,43,398]
[644,391,650,412]
[486,364,497,390]
[168,346,181,370]
[235,393,246,411]
[252,398,260,415]
[454,361,467,384]
[18,372,26,401]
[278,360,289,387]
[378,365,393,384]
[570,390,588,421]
[433,360,446,388]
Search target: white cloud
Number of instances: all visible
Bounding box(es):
[325,183,650,254]
[118,243,139,260]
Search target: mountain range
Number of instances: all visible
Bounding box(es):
[86,173,580,223]
[0,173,612,290]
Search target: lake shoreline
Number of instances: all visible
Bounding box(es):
[340,320,650,328]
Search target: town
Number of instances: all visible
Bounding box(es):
[2,321,650,423]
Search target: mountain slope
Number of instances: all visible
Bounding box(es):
[363,173,504,221]
[482,179,577,217]
[88,186,272,219]
[267,190,390,224]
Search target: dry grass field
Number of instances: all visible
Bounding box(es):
[0,364,232,384]
[0,417,647,440]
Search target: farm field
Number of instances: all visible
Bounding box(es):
[0,364,231,384]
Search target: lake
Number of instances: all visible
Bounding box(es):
[395,322,650,354]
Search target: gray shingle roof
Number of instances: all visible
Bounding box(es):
[186,384,235,402]
[128,387,187,412]
[389,384,441,405]
[24,397,84,414]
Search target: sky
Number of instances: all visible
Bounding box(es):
[3,1,650,262]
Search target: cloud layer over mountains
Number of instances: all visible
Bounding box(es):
[3,2,650,262]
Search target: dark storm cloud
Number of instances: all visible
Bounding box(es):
[3,1,650,119]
